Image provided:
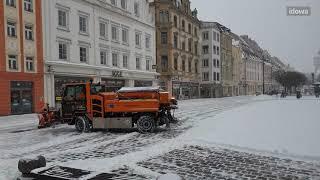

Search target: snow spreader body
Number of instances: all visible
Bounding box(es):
[38,82,178,133]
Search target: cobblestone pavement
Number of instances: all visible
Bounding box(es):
[137,145,320,180]
[4,97,320,179]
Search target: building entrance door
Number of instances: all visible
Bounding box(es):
[11,81,33,114]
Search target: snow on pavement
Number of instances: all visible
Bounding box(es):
[0,95,320,179]
[182,96,320,159]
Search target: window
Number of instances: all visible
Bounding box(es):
[188,24,191,34]
[213,46,216,54]
[159,11,169,23]
[194,42,198,55]
[79,46,88,63]
[217,33,220,42]
[203,31,209,40]
[195,61,198,73]
[8,55,18,70]
[136,57,141,70]
[202,72,209,81]
[202,45,209,54]
[24,0,32,12]
[161,56,168,72]
[122,28,128,43]
[161,32,167,44]
[112,53,118,67]
[214,72,217,81]
[181,20,185,31]
[58,42,68,60]
[58,9,68,28]
[25,25,33,40]
[26,57,34,71]
[111,0,116,6]
[182,60,185,71]
[111,25,118,41]
[99,22,107,39]
[6,0,15,7]
[146,59,150,71]
[145,35,151,49]
[194,27,198,36]
[188,60,192,72]
[123,55,128,68]
[217,72,220,81]
[213,59,216,67]
[213,32,216,41]
[121,0,126,9]
[182,41,185,51]
[217,60,220,67]
[188,39,192,52]
[202,59,209,67]
[217,47,220,55]
[135,32,141,47]
[100,50,107,65]
[79,15,88,34]
[173,33,178,48]
[7,22,16,37]
[174,58,178,70]
[174,16,177,27]
[134,2,139,17]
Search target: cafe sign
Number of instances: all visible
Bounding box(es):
[112,71,123,77]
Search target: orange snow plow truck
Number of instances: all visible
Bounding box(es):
[38,82,178,133]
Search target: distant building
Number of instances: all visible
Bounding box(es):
[0,0,44,115]
[199,22,222,98]
[42,0,157,107]
[150,0,201,100]
[232,39,242,96]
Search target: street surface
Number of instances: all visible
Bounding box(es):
[0,96,320,179]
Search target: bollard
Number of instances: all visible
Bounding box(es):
[18,155,46,174]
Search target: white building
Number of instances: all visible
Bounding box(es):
[199,22,222,98]
[42,0,157,107]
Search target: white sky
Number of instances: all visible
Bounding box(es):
[191,0,320,73]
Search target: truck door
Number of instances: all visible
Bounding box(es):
[61,84,86,120]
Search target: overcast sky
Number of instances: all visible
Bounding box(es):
[191,0,320,73]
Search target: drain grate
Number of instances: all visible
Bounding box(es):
[34,166,91,179]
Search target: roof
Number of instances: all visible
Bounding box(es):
[117,87,160,93]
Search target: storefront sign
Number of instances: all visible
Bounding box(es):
[112,71,123,77]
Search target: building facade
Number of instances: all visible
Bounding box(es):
[231,39,242,96]
[151,0,200,100]
[218,24,233,97]
[0,0,44,115]
[200,21,222,98]
[42,0,157,107]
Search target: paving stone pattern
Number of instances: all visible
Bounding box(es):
[137,145,320,180]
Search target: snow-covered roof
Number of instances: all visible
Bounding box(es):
[117,87,160,93]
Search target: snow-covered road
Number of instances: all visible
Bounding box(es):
[0,96,320,179]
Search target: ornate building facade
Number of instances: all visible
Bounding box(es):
[151,0,200,99]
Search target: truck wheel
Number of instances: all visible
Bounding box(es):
[75,116,90,133]
[137,116,155,133]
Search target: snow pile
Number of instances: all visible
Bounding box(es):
[182,98,320,158]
